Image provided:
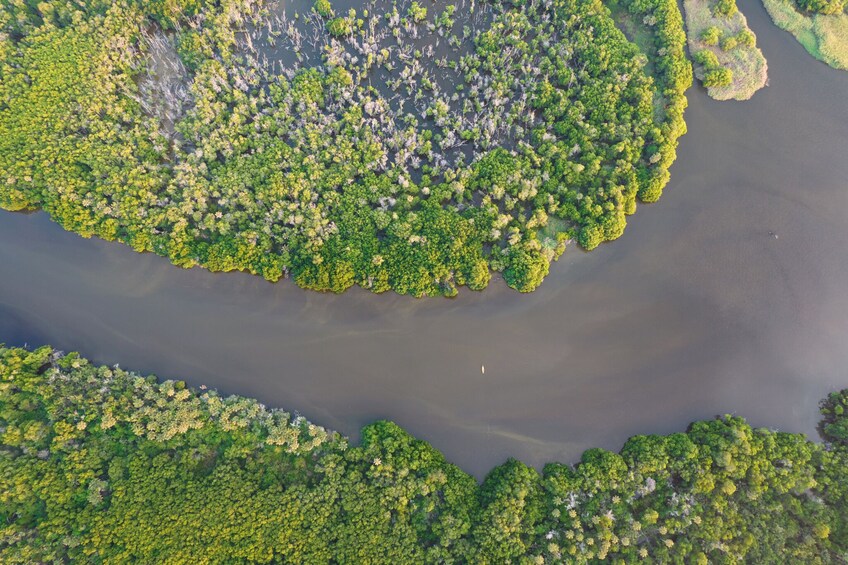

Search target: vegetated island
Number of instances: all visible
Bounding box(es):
[1,344,847,562]
[764,0,848,70]
[0,0,690,296]
[683,0,768,99]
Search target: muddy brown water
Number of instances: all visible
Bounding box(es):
[1,0,847,477]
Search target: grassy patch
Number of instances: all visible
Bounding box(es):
[815,10,848,67]
[764,0,822,54]
[683,0,769,100]
[536,216,569,240]
[609,4,670,122]
[764,0,848,69]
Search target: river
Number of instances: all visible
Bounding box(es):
[1,0,847,478]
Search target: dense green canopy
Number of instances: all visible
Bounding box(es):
[795,0,846,15]
[0,0,690,295]
[1,345,846,563]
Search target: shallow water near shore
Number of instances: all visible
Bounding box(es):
[2,0,848,478]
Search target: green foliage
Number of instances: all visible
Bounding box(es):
[313,0,334,18]
[714,0,739,17]
[694,49,721,69]
[694,50,733,86]
[619,0,693,203]
[704,66,734,86]
[327,16,352,36]
[0,3,165,229]
[577,222,604,250]
[821,389,848,444]
[1,346,847,562]
[700,25,723,45]
[736,28,757,46]
[503,244,550,292]
[763,0,848,71]
[474,459,543,561]
[0,346,478,563]
[435,5,457,29]
[407,2,428,23]
[0,0,691,294]
[720,34,739,50]
[796,0,847,14]
[684,0,767,99]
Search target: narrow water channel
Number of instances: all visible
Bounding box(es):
[1,0,847,477]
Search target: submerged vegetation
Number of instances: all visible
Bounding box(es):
[0,345,847,562]
[0,0,690,295]
[764,0,848,70]
[683,0,768,99]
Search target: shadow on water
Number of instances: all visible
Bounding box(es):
[1,0,848,477]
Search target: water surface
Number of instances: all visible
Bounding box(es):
[1,0,848,477]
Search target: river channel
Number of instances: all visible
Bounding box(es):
[1,0,847,477]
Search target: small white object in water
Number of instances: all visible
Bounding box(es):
[481,365,485,374]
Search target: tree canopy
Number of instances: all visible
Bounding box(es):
[0,0,691,295]
[2,345,846,563]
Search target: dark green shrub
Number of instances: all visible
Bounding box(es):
[720,35,738,50]
[700,26,722,45]
[313,0,333,18]
[795,0,846,14]
[327,16,352,36]
[714,0,739,17]
[704,67,733,86]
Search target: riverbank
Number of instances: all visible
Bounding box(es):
[683,0,768,99]
[762,0,848,69]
